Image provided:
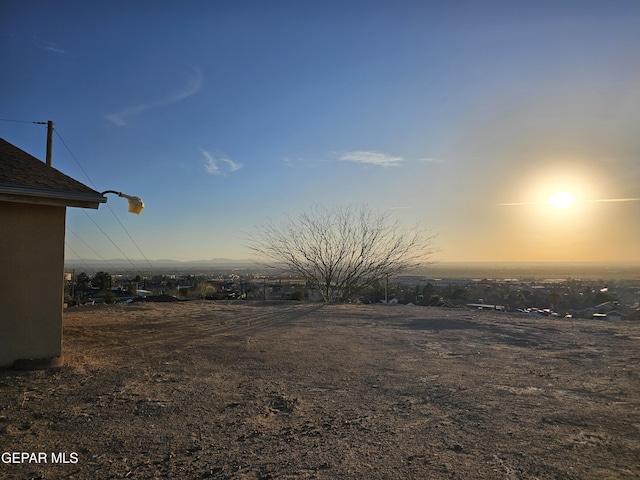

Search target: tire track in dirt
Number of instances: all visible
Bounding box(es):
[20,303,636,479]
[64,302,326,364]
[189,302,326,338]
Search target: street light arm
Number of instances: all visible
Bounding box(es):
[101,190,145,215]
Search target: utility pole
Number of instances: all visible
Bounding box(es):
[34,120,54,166]
[46,120,54,167]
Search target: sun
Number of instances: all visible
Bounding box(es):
[547,191,575,209]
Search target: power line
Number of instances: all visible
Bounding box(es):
[80,209,141,272]
[0,118,45,124]
[66,226,118,271]
[54,130,97,189]
[64,243,93,274]
[104,201,157,273]
[55,127,158,276]
[3,118,158,276]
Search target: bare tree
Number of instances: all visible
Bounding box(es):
[246,205,436,302]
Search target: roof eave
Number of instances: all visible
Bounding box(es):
[0,185,106,209]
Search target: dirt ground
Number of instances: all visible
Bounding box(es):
[1,301,639,479]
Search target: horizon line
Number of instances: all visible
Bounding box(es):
[64,258,640,265]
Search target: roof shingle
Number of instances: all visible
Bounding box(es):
[0,138,105,207]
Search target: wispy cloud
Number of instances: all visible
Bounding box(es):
[338,150,404,167]
[31,36,65,54]
[44,41,65,55]
[202,149,243,176]
[106,67,203,126]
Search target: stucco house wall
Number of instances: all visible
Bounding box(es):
[0,137,105,368]
[0,202,66,366]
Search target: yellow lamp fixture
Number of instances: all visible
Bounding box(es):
[101,190,145,214]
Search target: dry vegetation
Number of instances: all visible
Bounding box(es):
[1,301,639,479]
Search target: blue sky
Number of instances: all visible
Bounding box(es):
[2,1,640,264]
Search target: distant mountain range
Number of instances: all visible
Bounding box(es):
[64,258,260,274]
[67,258,255,265]
[63,258,640,280]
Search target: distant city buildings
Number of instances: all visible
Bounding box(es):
[63,267,640,321]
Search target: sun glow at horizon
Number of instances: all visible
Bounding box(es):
[547,191,575,209]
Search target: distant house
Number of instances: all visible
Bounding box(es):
[465,303,505,311]
[601,310,626,321]
[593,301,619,313]
[0,138,105,368]
[580,306,628,321]
[575,301,629,321]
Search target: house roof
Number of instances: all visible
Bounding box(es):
[0,138,106,208]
